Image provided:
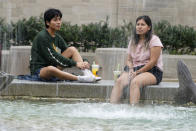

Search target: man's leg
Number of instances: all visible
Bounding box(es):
[57,46,83,70]
[61,46,83,62]
[60,46,101,81]
[40,66,96,82]
[40,66,78,80]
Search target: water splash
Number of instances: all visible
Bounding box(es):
[0,101,195,130]
[66,103,187,120]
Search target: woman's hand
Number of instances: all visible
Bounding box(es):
[128,69,136,81]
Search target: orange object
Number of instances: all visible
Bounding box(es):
[91,63,99,77]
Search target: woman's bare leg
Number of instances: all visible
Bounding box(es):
[110,72,129,103]
[129,72,157,104]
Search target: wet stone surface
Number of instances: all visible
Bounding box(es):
[0,79,179,102]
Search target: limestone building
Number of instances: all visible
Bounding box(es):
[0,0,195,28]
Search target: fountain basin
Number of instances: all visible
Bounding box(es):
[1,100,196,130]
[0,79,179,103]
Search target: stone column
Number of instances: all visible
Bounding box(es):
[8,46,31,75]
[95,48,127,80]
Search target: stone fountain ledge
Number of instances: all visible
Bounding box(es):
[2,46,196,80]
[0,79,179,102]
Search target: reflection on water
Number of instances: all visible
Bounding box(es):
[0,100,196,131]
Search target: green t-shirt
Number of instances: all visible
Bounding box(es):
[30,29,76,75]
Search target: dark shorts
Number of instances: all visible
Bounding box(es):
[124,65,163,84]
[33,68,61,82]
[122,65,163,99]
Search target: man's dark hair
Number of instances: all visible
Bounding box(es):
[44,8,62,28]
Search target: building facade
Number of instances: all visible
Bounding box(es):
[0,0,195,28]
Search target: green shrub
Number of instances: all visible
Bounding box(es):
[0,18,6,45]
[1,16,133,51]
[58,19,133,52]
[0,18,13,49]
[1,16,196,54]
[12,15,44,46]
[154,20,196,54]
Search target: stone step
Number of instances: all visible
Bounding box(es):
[162,78,196,83]
[0,79,179,102]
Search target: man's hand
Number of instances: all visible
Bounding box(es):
[76,61,90,69]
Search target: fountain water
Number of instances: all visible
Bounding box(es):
[1,1,196,130]
[0,100,196,130]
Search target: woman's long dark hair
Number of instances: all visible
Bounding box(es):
[131,15,152,50]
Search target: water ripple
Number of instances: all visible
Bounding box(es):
[0,100,195,131]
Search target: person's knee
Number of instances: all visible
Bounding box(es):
[40,66,52,78]
[67,46,77,53]
[40,66,58,79]
[116,77,128,88]
[116,77,123,85]
[47,66,57,73]
[131,79,142,89]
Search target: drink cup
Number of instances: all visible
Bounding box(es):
[92,64,99,77]
[113,70,121,81]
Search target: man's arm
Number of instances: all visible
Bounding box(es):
[38,37,76,67]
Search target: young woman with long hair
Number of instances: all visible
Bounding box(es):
[110,15,163,104]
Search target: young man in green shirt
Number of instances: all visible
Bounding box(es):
[30,8,100,82]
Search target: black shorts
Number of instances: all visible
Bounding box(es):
[33,68,61,82]
[122,65,163,99]
[124,65,163,84]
